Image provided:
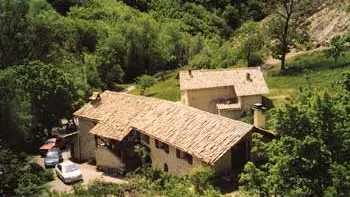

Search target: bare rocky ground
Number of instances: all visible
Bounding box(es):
[34,149,127,194]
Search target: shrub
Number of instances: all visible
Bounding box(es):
[189,168,216,195]
[41,169,55,182]
[248,53,264,67]
[14,173,43,197]
[136,75,155,95]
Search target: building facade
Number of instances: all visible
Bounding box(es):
[72,91,253,176]
[179,68,269,119]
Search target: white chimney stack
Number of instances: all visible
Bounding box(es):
[253,103,266,129]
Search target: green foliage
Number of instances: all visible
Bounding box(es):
[0,147,52,196]
[18,61,82,134]
[136,75,155,95]
[327,35,350,65]
[57,167,220,197]
[130,71,180,101]
[234,21,265,66]
[0,0,31,67]
[189,168,216,195]
[240,162,268,196]
[266,50,350,106]
[268,0,308,71]
[240,73,350,196]
[134,144,148,166]
[0,68,31,148]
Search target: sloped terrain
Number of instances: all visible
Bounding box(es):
[307,1,350,44]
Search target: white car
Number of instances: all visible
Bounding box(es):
[55,161,83,184]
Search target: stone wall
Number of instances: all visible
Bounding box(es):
[182,86,236,114]
[212,151,231,175]
[218,109,241,119]
[239,95,262,111]
[182,87,262,119]
[95,147,124,170]
[77,117,96,162]
[147,137,208,175]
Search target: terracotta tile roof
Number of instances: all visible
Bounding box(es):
[74,91,253,165]
[179,67,269,96]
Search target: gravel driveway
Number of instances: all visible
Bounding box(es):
[34,149,127,194]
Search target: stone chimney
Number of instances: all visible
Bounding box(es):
[246,73,252,81]
[189,70,193,78]
[253,103,266,129]
[89,92,101,105]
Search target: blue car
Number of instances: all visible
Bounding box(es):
[44,148,63,168]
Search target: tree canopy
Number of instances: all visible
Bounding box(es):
[240,72,350,197]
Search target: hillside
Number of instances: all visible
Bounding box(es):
[307,1,350,45]
[1,0,350,196]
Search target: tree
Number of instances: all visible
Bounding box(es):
[327,35,349,66]
[240,73,350,196]
[19,61,81,136]
[236,21,265,66]
[269,0,306,72]
[240,162,269,197]
[0,0,31,68]
[136,75,155,95]
[0,68,30,148]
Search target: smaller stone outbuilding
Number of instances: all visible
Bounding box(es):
[72,91,254,177]
[179,67,269,119]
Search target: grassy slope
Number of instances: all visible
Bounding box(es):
[266,50,350,106]
[129,71,180,101]
[129,50,350,105]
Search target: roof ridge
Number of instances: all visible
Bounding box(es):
[179,67,261,73]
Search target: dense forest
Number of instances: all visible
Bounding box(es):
[0,0,275,151]
[1,0,350,196]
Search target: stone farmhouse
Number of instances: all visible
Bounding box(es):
[71,91,268,176]
[179,67,269,120]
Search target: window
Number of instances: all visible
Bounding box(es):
[176,149,193,165]
[163,144,169,154]
[57,165,62,172]
[176,149,181,158]
[155,139,169,154]
[141,133,150,144]
[155,139,160,148]
[186,154,193,165]
[164,163,168,172]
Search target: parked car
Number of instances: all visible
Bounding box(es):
[44,148,63,168]
[55,161,83,184]
[39,137,62,157]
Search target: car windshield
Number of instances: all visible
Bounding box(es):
[64,164,78,173]
[46,151,59,159]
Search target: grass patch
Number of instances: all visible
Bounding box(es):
[266,50,350,105]
[129,71,180,101]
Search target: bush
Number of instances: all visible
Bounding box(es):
[248,53,264,67]
[189,168,216,195]
[14,173,43,197]
[41,169,55,182]
[136,75,155,95]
